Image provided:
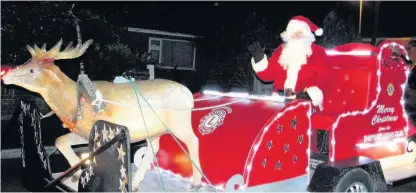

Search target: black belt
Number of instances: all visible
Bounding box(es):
[277,88,311,100]
[277,88,297,97]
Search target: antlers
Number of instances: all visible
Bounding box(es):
[26,39,94,61]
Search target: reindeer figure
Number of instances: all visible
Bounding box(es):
[1,39,203,190]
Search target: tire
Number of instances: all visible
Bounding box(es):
[332,168,375,192]
[407,134,416,153]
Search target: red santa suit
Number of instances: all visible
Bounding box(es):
[251,16,330,110]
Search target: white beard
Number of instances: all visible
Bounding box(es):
[278,38,313,71]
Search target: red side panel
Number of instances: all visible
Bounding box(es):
[157,94,288,187]
[244,101,311,187]
[323,43,379,114]
[330,42,409,161]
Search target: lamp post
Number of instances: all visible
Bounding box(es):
[358,0,363,36]
[371,0,381,46]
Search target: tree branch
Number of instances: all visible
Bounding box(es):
[69,3,82,45]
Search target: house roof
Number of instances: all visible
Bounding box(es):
[128,27,204,39]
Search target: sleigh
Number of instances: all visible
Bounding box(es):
[150,40,416,192]
[15,41,416,192]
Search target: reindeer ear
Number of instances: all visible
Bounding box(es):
[26,45,36,57]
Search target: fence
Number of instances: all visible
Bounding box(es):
[1,86,50,121]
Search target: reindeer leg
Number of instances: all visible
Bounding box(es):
[132,137,160,191]
[169,111,203,190]
[180,133,202,189]
[55,132,88,182]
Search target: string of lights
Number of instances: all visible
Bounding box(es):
[330,42,411,162]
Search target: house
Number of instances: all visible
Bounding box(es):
[126,27,204,89]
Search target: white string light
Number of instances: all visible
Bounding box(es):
[202,90,286,102]
[147,163,227,191]
[330,42,411,162]
[193,95,221,102]
[241,101,312,188]
[326,50,373,56]
[90,89,285,112]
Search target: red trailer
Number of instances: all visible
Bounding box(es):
[134,41,416,192]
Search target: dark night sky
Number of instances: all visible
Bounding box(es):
[81,1,416,38]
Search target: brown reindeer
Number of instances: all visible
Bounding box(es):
[1,39,202,190]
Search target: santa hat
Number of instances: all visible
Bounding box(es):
[289,15,323,36]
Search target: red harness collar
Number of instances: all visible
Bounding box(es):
[60,117,78,133]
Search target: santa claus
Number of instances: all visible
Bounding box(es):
[249,15,329,110]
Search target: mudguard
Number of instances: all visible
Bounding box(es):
[308,156,386,192]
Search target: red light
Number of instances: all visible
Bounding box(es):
[0,66,12,79]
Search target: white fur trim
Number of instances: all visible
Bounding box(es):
[315,28,323,36]
[282,20,316,43]
[287,20,311,33]
[284,67,300,90]
[251,54,268,72]
[306,86,324,110]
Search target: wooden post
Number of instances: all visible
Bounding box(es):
[358,0,363,36]
[147,64,155,80]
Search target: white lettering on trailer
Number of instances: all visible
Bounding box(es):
[363,130,404,143]
[376,105,395,114]
[378,125,391,132]
[371,105,399,125]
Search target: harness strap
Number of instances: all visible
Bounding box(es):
[71,62,106,128]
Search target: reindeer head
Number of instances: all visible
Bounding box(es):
[1,39,93,93]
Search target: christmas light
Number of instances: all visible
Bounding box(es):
[81,153,91,165]
[326,50,373,56]
[194,95,221,102]
[330,42,411,162]
[242,101,312,188]
[146,164,227,191]
[202,89,286,102]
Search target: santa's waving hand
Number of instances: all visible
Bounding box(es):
[249,15,330,111]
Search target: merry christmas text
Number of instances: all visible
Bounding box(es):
[371,105,399,125]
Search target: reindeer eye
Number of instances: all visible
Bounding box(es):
[29,69,34,73]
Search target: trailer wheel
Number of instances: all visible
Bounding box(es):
[332,168,375,192]
[407,134,416,152]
